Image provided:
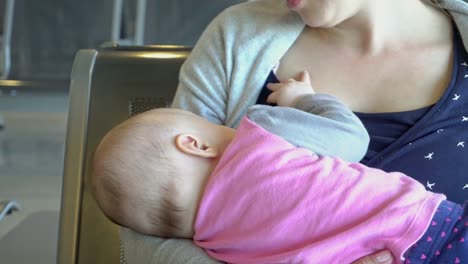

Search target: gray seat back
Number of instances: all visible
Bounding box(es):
[58,46,191,264]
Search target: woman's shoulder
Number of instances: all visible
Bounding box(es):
[435,0,468,52]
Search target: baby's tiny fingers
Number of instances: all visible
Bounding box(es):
[267,83,282,91]
[297,71,311,84]
[266,91,278,104]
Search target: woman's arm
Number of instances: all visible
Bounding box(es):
[122,226,393,264]
[171,8,230,125]
[121,228,221,264]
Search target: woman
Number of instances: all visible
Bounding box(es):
[122,0,468,263]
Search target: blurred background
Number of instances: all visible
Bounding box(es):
[0,0,243,263]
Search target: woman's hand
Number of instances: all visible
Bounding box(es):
[351,250,393,264]
[266,70,315,107]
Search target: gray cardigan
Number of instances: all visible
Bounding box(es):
[123,0,468,263]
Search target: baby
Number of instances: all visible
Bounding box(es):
[91,72,467,264]
[91,106,236,238]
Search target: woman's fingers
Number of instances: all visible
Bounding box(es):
[266,82,283,91]
[351,250,393,264]
[268,70,311,89]
[266,70,312,105]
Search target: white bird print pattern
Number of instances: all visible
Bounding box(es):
[424,152,434,160]
[397,42,468,200]
[426,181,435,190]
[362,49,468,200]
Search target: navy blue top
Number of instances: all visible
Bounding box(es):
[258,29,468,204]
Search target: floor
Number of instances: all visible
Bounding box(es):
[0,89,69,264]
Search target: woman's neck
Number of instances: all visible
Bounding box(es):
[309,0,452,56]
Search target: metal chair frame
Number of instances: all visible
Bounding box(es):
[57,46,191,264]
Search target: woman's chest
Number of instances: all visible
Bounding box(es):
[276,38,453,113]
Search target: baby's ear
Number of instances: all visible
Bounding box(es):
[175,134,218,158]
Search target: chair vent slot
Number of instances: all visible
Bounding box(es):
[128,97,171,116]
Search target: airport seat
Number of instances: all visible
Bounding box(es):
[58,45,191,264]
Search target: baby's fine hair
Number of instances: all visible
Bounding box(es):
[90,111,185,237]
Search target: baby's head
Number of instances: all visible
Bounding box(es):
[90,108,235,238]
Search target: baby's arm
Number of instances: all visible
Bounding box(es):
[247,71,369,162]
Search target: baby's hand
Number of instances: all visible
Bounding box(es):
[266,70,315,107]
